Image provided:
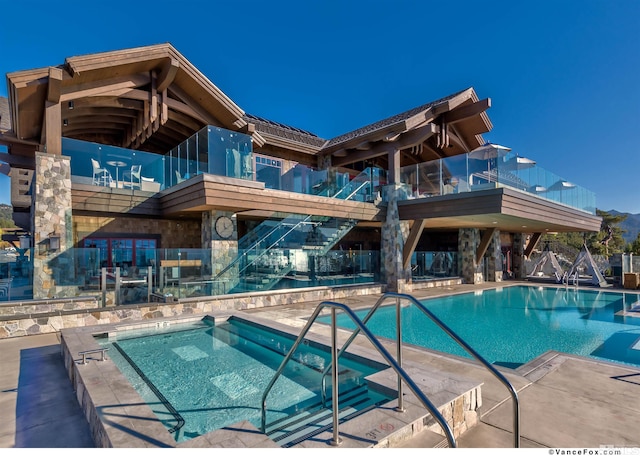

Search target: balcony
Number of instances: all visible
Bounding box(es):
[399,148,596,214]
[63,125,386,203]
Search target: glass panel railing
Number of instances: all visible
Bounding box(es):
[63,138,166,192]
[0,247,33,301]
[410,251,458,281]
[399,150,596,214]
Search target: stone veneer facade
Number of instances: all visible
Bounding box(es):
[486,229,503,282]
[202,210,239,293]
[458,228,483,284]
[381,185,411,292]
[512,233,527,280]
[0,284,385,338]
[32,152,73,299]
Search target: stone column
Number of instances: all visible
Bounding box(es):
[202,210,238,294]
[486,229,503,282]
[512,233,527,280]
[458,228,483,284]
[32,152,73,298]
[380,184,411,292]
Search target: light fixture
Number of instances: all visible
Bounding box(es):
[63,119,68,126]
[49,233,60,251]
[19,235,30,250]
[68,101,74,110]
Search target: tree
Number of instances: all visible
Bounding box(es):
[629,233,640,255]
[586,210,628,256]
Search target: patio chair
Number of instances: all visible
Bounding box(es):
[175,170,186,184]
[122,165,141,189]
[91,158,113,186]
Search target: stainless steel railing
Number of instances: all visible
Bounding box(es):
[260,300,457,447]
[319,292,521,448]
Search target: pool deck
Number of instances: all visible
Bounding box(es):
[1,282,640,449]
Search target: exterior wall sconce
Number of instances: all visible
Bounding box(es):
[49,234,61,251]
[19,235,30,250]
[68,100,74,110]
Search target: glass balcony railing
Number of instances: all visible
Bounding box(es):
[399,150,596,214]
[63,126,387,202]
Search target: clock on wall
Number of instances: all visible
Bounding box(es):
[215,215,234,239]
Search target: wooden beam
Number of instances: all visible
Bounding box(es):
[47,67,63,103]
[156,58,179,92]
[442,98,491,124]
[44,101,62,155]
[524,232,542,258]
[60,74,150,101]
[403,219,426,268]
[333,123,438,167]
[475,227,496,264]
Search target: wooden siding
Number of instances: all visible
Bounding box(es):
[398,187,601,233]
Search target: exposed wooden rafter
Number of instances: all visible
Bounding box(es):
[476,228,497,264]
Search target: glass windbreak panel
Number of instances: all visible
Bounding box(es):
[111,240,133,271]
[255,155,282,189]
[0,247,33,301]
[410,251,458,280]
[63,138,166,192]
[206,127,253,179]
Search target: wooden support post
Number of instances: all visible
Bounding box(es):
[524,232,542,259]
[476,228,497,264]
[403,219,426,269]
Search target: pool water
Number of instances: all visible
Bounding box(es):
[320,286,640,369]
[98,317,389,442]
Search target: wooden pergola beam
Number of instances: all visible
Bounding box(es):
[60,74,150,102]
[156,58,179,92]
[524,232,543,258]
[333,123,438,167]
[442,98,491,124]
[403,219,426,269]
[47,67,63,103]
[476,227,496,264]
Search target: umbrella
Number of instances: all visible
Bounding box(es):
[502,155,536,171]
[529,184,547,193]
[468,142,512,160]
[548,180,576,191]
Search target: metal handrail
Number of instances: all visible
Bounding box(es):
[260,300,457,447]
[319,292,521,448]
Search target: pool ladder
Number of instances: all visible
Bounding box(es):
[260,292,521,448]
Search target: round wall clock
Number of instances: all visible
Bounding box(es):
[215,215,234,239]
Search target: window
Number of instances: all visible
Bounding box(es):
[82,237,157,270]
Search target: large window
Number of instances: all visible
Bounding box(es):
[82,237,157,272]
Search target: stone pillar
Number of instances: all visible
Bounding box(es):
[458,228,483,284]
[202,210,238,294]
[512,233,527,280]
[380,185,411,292]
[32,152,73,298]
[486,229,503,282]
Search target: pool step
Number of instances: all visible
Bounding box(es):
[266,384,379,447]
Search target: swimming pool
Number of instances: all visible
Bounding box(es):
[320,286,640,369]
[98,316,391,444]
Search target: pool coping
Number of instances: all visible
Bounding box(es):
[60,311,483,448]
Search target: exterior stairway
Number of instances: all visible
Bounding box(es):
[216,168,382,292]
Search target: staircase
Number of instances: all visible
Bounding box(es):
[216,168,381,292]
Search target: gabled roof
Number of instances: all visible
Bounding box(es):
[4,43,264,153]
[244,113,326,151]
[325,88,470,149]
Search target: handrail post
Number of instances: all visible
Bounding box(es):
[330,308,342,446]
[395,296,404,412]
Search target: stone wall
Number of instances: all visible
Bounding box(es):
[458,228,483,284]
[486,229,503,282]
[0,284,385,339]
[512,233,527,280]
[381,185,411,292]
[33,153,73,299]
[74,216,200,249]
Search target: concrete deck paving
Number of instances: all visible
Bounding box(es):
[1,283,639,449]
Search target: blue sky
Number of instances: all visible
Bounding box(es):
[1,0,638,213]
